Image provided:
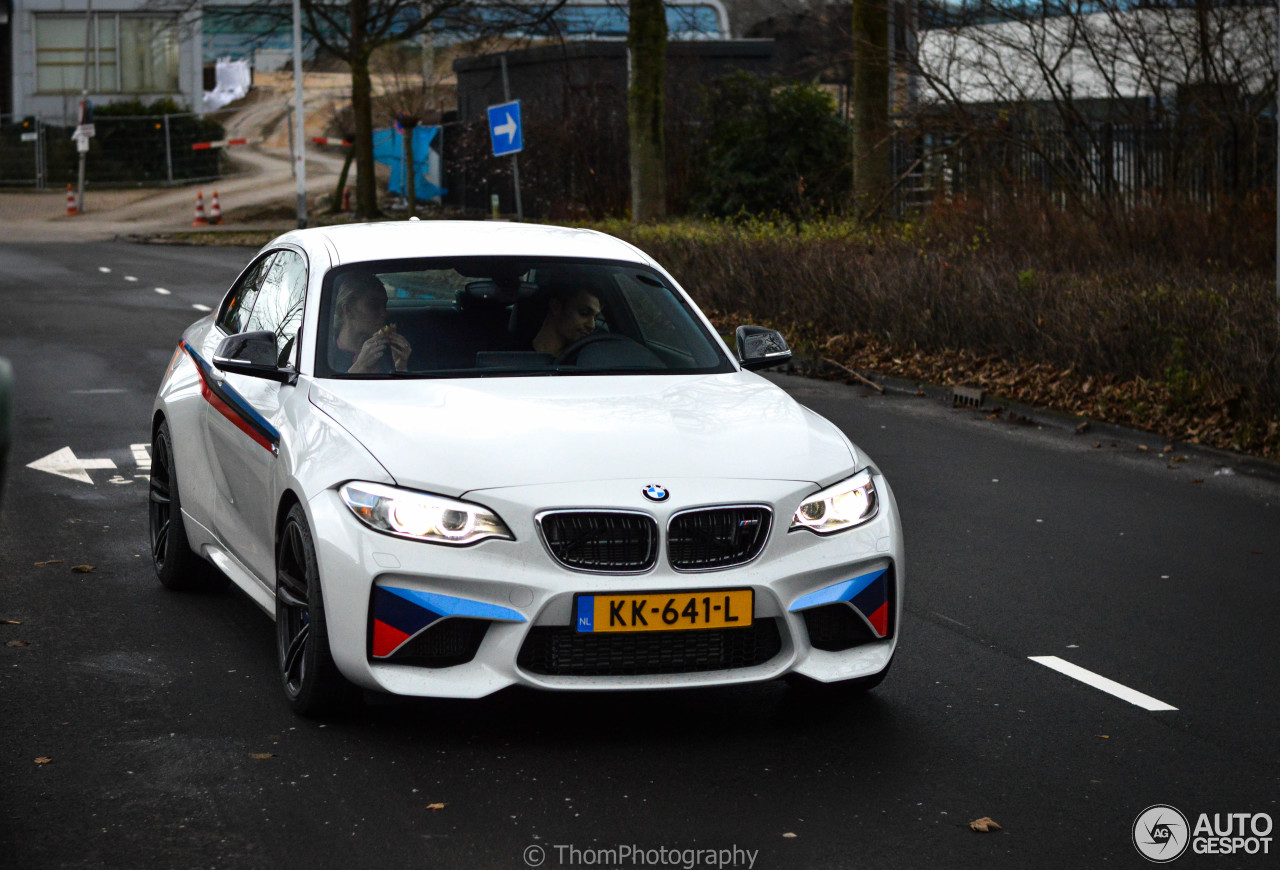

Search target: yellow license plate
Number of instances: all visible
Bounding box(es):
[575,590,754,633]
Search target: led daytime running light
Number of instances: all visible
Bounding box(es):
[790,470,878,535]
[340,482,513,546]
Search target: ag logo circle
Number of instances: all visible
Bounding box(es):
[1133,805,1190,863]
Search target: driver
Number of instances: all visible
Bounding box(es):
[532,285,602,356]
[330,272,412,373]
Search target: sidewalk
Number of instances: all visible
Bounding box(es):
[0,145,345,243]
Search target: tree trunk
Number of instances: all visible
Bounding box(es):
[628,0,667,222]
[348,0,381,219]
[329,147,355,213]
[852,0,891,217]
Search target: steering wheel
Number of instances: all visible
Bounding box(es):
[553,332,632,365]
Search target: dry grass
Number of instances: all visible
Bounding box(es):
[595,197,1280,458]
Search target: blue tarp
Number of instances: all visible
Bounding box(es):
[373,126,447,201]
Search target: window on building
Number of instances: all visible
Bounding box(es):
[35,14,179,95]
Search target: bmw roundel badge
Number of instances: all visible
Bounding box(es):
[643,484,669,502]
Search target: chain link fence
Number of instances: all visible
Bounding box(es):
[0,113,227,188]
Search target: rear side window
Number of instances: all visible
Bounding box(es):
[217,253,276,335]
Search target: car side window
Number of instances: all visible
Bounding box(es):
[245,249,308,368]
[217,253,276,335]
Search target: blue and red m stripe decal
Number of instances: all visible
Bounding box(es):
[181,340,280,454]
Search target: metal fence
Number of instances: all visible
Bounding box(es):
[893,113,1277,211]
[0,113,227,189]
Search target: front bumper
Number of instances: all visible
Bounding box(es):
[310,476,904,698]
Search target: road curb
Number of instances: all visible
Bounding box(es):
[787,357,1280,487]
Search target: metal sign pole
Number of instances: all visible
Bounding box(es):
[499,54,523,221]
[77,0,92,213]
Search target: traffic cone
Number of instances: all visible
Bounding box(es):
[342,187,351,212]
[66,184,78,216]
[192,190,208,227]
[209,190,222,225]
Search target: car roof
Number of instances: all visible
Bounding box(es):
[271,220,649,268]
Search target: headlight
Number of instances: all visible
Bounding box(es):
[340,482,514,546]
[790,470,877,535]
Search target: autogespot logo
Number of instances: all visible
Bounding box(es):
[1134,805,1191,863]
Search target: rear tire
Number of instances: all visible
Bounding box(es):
[149,421,226,592]
[275,504,357,716]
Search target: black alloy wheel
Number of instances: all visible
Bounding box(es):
[149,421,225,591]
[275,504,355,715]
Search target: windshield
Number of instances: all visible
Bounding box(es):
[315,257,734,378]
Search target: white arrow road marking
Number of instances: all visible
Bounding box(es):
[495,112,517,144]
[131,443,151,472]
[1029,656,1177,711]
[26,447,117,485]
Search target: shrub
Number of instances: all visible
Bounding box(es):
[686,71,852,220]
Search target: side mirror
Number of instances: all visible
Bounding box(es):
[214,331,296,384]
[735,325,792,372]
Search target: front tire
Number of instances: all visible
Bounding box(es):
[149,420,226,592]
[275,504,356,716]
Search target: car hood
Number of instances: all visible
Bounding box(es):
[307,373,857,495]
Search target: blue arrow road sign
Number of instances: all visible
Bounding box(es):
[488,100,523,157]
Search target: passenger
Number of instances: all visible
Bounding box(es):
[532,285,602,356]
[330,272,412,373]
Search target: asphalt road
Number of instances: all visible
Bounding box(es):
[1,241,1277,870]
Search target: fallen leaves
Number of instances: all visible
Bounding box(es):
[248,753,276,760]
[426,803,447,811]
[33,560,62,568]
[969,817,1002,833]
[782,832,798,839]
[34,757,52,765]
[69,565,95,574]
[6,640,31,648]
[2,619,21,625]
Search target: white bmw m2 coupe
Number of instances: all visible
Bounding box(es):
[149,221,903,715]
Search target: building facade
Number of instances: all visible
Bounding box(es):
[9,0,202,122]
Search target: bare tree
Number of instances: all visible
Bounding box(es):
[167,0,565,218]
[908,0,1277,206]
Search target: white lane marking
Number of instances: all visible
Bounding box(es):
[131,443,151,471]
[69,388,126,395]
[123,275,138,282]
[154,287,172,296]
[1029,656,1177,711]
[933,612,970,629]
[26,447,117,485]
[192,303,211,312]
[98,266,111,273]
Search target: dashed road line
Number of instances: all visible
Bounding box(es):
[124,275,138,282]
[192,303,212,312]
[98,266,111,273]
[1029,655,1177,711]
[154,287,172,296]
